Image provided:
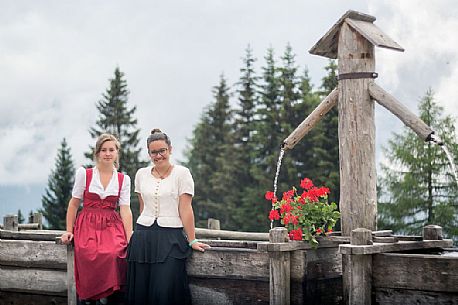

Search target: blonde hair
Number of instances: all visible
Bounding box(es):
[94,133,121,168]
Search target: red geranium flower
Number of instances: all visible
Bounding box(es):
[300,178,314,190]
[269,209,280,221]
[267,177,340,249]
[265,191,275,200]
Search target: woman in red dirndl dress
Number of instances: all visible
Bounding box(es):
[61,134,133,303]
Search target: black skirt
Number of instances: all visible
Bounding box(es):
[126,222,192,305]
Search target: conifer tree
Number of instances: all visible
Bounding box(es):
[277,44,303,187]
[316,60,340,204]
[227,45,259,230]
[17,209,25,224]
[86,67,147,219]
[185,75,233,228]
[245,48,283,231]
[292,68,322,181]
[378,89,458,243]
[40,138,75,230]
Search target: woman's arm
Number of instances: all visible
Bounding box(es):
[179,193,209,252]
[120,205,133,242]
[138,193,145,214]
[60,197,80,244]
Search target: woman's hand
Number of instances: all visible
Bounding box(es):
[191,241,211,252]
[61,232,74,244]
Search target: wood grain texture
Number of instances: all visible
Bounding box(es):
[0,266,67,295]
[0,239,66,268]
[373,253,458,293]
[338,21,377,236]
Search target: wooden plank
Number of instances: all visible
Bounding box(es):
[0,239,66,269]
[339,240,453,255]
[283,88,338,150]
[375,287,458,305]
[346,18,404,52]
[369,82,433,140]
[201,239,259,249]
[0,229,64,241]
[187,247,269,280]
[0,265,67,296]
[189,277,269,305]
[372,236,398,243]
[373,253,458,293]
[291,246,343,281]
[195,228,269,241]
[309,10,376,59]
[257,236,349,252]
[372,230,393,237]
[0,291,67,305]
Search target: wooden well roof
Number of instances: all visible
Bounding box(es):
[309,10,404,59]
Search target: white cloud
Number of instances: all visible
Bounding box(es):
[0,0,456,188]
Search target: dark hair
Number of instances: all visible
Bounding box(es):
[147,128,172,148]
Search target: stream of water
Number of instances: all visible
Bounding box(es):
[440,145,458,187]
[270,148,285,229]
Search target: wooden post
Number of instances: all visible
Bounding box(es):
[343,228,373,305]
[30,212,43,230]
[423,225,443,240]
[207,218,221,230]
[3,215,18,231]
[67,244,77,305]
[338,21,377,236]
[269,227,290,305]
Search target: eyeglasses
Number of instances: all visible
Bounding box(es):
[149,148,168,156]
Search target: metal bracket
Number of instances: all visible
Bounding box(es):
[337,72,378,81]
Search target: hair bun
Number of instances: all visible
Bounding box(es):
[151,128,162,134]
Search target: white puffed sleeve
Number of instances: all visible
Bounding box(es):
[178,167,194,196]
[71,167,86,199]
[118,174,131,206]
[134,167,145,194]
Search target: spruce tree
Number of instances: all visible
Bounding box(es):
[378,89,458,243]
[292,68,322,181]
[277,44,303,187]
[40,138,75,230]
[17,209,25,224]
[227,45,259,230]
[316,60,340,204]
[246,48,283,231]
[185,75,233,228]
[86,67,147,219]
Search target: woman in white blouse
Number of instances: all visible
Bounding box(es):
[61,133,133,304]
[126,129,209,305]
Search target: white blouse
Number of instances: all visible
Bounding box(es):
[135,164,194,227]
[71,167,131,206]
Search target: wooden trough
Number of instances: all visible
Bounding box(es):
[0,222,348,305]
[1,225,456,305]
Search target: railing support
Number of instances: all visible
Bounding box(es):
[269,227,290,305]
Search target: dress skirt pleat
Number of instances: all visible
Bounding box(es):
[126,222,192,305]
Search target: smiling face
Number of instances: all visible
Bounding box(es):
[148,140,172,166]
[97,140,118,166]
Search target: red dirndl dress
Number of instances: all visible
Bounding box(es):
[73,168,128,300]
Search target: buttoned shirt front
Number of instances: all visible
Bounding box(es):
[135,164,194,227]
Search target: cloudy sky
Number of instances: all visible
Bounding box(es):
[1,1,457,220]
